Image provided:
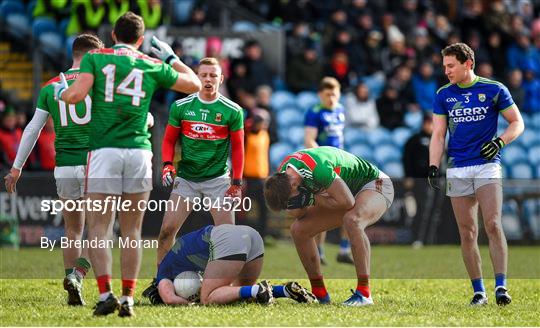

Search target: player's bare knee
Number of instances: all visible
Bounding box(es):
[484,219,503,237]
[290,220,310,239]
[343,213,366,231]
[459,228,478,245]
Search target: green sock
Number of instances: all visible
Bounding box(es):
[75,257,91,273]
[65,268,74,276]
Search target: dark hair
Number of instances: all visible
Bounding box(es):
[441,42,475,69]
[263,173,292,211]
[113,11,144,44]
[72,33,104,59]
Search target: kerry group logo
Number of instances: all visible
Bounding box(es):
[191,124,215,134]
[448,106,488,123]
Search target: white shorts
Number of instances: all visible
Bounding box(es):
[54,165,85,200]
[171,173,230,202]
[85,148,153,195]
[356,171,394,208]
[209,225,264,262]
[446,163,502,197]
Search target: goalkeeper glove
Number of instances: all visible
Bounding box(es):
[427,165,440,190]
[225,179,242,198]
[151,36,179,65]
[286,186,315,209]
[162,162,176,187]
[480,137,505,160]
[53,72,68,101]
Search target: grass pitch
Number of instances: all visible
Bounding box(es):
[1,243,539,326]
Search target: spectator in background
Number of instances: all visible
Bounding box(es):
[476,62,494,80]
[388,65,416,111]
[412,27,436,66]
[403,113,441,248]
[287,45,324,93]
[35,117,56,171]
[466,31,490,65]
[412,62,437,112]
[106,0,130,25]
[394,0,419,39]
[236,40,273,94]
[507,29,540,77]
[430,15,453,49]
[322,9,349,55]
[486,32,509,80]
[286,22,312,59]
[184,5,209,29]
[521,62,540,113]
[243,109,271,240]
[255,85,278,145]
[344,83,379,129]
[376,85,404,130]
[507,69,525,109]
[164,40,199,106]
[362,30,385,76]
[382,35,409,76]
[326,51,351,89]
[227,62,251,102]
[66,0,106,35]
[0,108,22,170]
[33,0,70,21]
[134,0,162,30]
[206,37,230,97]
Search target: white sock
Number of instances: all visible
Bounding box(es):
[119,295,134,305]
[73,268,84,280]
[250,285,260,298]
[99,292,111,301]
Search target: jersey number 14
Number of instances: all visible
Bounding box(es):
[102,64,147,106]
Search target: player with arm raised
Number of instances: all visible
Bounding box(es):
[429,43,524,306]
[264,147,394,306]
[4,34,104,306]
[143,57,245,304]
[55,12,201,317]
[153,224,316,305]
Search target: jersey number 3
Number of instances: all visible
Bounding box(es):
[102,64,146,106]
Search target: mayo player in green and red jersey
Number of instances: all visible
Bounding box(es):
[55,12,201,317]
[264,146,394,306]
[142,57,245,305]
[4,34,104,306]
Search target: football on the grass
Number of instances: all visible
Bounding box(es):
[173,271,203,301]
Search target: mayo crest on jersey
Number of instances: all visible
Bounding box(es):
[433,76,514,168]
[278,146,379,195]
[39,68,90,166]
[168,93,244,182]
[156,225,213,283]
[304,103,345,148]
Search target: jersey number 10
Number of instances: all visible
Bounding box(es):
[58,95,92,126]
[102,64,146,106]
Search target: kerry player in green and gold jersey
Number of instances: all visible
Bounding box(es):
[4,34,104,306]
[264,146,394,306]
[56,12,201,317]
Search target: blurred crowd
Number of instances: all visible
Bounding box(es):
[1,0,540,171]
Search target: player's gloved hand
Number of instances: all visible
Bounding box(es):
[147,112,154,128]
[286,186,315,209]
[53,72,68,101]
[151,36,179,65]
[480,137,505,160]
[162,162,176,187]
[427,165,440,190]
[225,179,242,198]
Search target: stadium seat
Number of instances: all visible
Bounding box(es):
[271,90,296,110]
[232,21,257,32]
[0,0,30,39]
[373,143,401,165]
[269,142,294,169]
[285,125,305,146]
[296,91,319,111]
[392,127,413,147]
[382,161,404,178]
[501,145,528,166]
[530,145,540,165]
[517,129,538,147]
[276,108,303,127]
[501,200,521,240]
[508,162,534,179]
[344,128,368,147]
[532,112,540,129]
[348,144,373,162]
[32,17,63,57]
[404,111,423,131]
[366,127,392,146]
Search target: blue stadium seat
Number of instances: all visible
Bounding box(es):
[404,111,423,131]
[374,143,401,164]
[276,108,303,127]
[269,142,294,169]
[532,112,540,129]
[285,125,305,146]
[508,162,534,179]
[32,17,63,57]
[501,145,528,166]
[501,200,521,240]
[517,129,538,147]
[392,127,413,147]
[232,21,257,32]
[529,145,540,165]
[0,0,30,39]
[344,128,368,147]
[271,90,296,110]
[296,91,319,111]
[366,127,392,146]
[382,161,404,178]
[348,144,373,162]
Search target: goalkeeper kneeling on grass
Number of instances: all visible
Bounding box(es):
[264,146,394,306]
[145,224,317,305]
